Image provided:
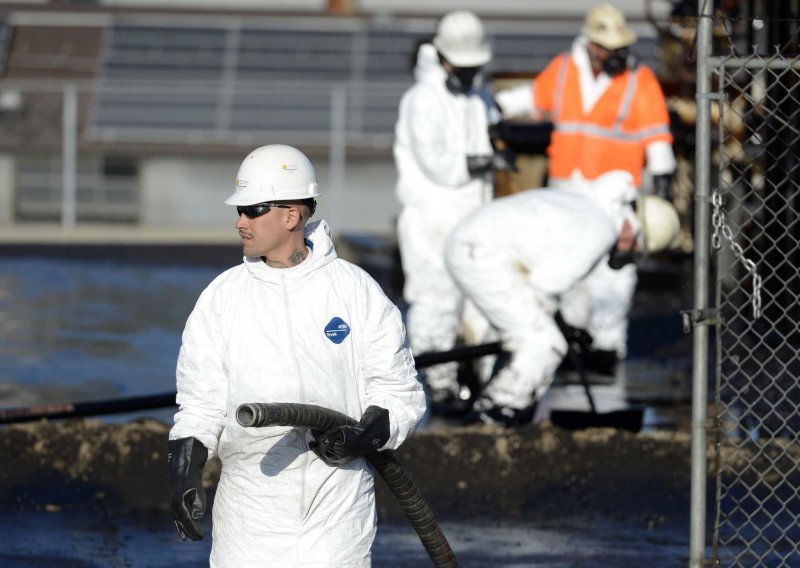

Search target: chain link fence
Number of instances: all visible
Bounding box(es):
[709,50,800,567]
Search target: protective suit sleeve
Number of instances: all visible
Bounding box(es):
[530,54,567,119]
[404,87,474,187]
[169,283,228,456]
[357,273,425,450]
[635,66,676,179]
[527,195,620,296]
[494,83,534,118]
[645,141,677,177]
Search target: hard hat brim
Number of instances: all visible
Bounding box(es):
[224,184,320,206]
[583,28,637,51]
[224,188,267,206]
[433,38,492,68]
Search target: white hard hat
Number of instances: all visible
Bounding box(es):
[225,144,320,206]
[583,3,637,51]
[638,195,680,253]
[432,10,492,68]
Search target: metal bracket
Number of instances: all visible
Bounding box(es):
[681,309,718,333]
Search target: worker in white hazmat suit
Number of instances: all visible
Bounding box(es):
[394,10,509,414]
[494,3,678,367]
[444,172,679,426]
[168,144,426,567]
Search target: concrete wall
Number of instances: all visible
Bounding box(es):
[139,157,239,231]
[139,153,400,238]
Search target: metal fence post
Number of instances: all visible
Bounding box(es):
[690,0,714,566]
[61,81,78,231]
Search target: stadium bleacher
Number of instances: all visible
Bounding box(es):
[86,14,659,148]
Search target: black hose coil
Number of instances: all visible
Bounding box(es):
[236,402,459,568]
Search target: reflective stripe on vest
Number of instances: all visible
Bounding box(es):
[556,122,671,141]
[552,54,669,142]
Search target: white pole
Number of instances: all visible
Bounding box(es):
[329,84,347,231]
[62,81,78,231]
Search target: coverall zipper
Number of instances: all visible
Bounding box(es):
[279,274,310,557]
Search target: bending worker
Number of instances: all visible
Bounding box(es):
[168,144,426,566]
[445,172,679,426]
[395,10,506,414]
[495,3,676,367]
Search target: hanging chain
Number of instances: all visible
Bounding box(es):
[711,189,763,319]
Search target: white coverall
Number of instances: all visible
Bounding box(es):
[170,219,426,568]
[495,36,677,357]
[444,186,623,410]
[394,42,494,396]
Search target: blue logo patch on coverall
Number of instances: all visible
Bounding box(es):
[324,317,351,344]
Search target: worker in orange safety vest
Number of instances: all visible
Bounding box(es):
[496,3,676,191]
[494,3,678,382]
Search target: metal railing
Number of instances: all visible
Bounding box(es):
[0,9,660,229]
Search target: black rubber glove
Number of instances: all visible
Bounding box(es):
[491,148,518,172]
[607,242,637,269]
[168,436,208,541]
[653,173,673,200]
[608,236,638,270]
[467,155,493,177]
[554,311,593,351]
[309,406,390,466]
[467,150,518,177]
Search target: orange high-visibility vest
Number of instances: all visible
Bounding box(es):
[533,53,673,186]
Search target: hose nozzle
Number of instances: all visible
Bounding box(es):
[236,403,272,427]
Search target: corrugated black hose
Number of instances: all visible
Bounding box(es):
[236,402,459,568]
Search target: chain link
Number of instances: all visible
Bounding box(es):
[711,189,763,319]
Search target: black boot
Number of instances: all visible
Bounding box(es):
[463,397,536,427]
[429,387,472,418]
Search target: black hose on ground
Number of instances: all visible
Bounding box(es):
[0,342,504,425]
[236,402,459,568]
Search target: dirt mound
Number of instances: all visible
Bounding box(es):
[0,419,696,527]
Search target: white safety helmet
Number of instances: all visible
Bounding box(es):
[638,195,680,253]
[224,144,320,206]
[583,3,637,51]
[432,10,492,68]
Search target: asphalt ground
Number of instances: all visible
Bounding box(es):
[0,509,690,568]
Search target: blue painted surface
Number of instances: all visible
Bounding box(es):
[0,256,222,423]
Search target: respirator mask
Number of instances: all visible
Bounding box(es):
[603,47,632,77]
[445,66,481,95]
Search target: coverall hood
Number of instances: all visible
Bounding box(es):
[413,43,445,85]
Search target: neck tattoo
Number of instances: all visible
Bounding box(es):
[288,248,307,266]
[261,248,307,269]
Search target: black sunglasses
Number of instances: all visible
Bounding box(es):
[236,202,292,219]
